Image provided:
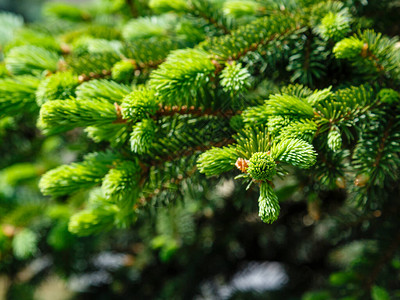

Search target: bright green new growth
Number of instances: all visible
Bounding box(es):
[247,152,276,181]
[220,61,251,94]
[130,119,156,154]
[111,60,135,82]
[327,126,342,152]
[333,36,364,60]
[122,16,168,41]
[0,75,40,117]
[43,2,89,21]
[378,88,400,105]
[75,79,132,104]
[266,94,315,117]
[150,48,215,105]
[258,183,280,224]
[5,45,60,75]
[223,0,261,18]
[36,71,79,106]
[102,160,141,206]
[121,88,158,122]
[0,11,23,46]
[317,10,351,42]
[68,206,117,236]
[38,98,117,134]
[270,139,317,169]
[197,146,238,176]
[149,0,188,13]
[278,119,317,143]
[39,151,117,197]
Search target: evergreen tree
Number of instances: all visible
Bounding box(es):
[1,0,400,299]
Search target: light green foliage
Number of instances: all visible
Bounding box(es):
[122,16,170,41]
[223,0,261,18]
[197,146,238,176]
[121,88,158,121]
[0,76,40,117]
[43,2,90,21]
[247,152,276,181]
[68,206,117,236]
[38,98,117,134]
[270,138,317,169]
[333,36,364,59]
[39,151,117,197]
[306,87,333,106]
[278,119,317,143]
[76,79,132,104]
[73,37,123,55]
[258,182,280,223]
[1,16,23,48]
[36,71,79,106]
[149,0,188,13]
[0,63,9,78]
[0,12,23,47]
[327,126,342,151]
[5,45,60,75]
[102,160,141,206]
[242,105,270,124]
[130,119,157,154]
[267,115,292,136]
[378,88,400,105]
[317,10,351,41]
[12,229,38,260]
[234,127,271,159]
[4,28,61,54]
[111,60,135,82]
[85,123,129,147]
[220,61,251,94]
[150,48,215,105]
[151,235,179,262]
[0,163,38,188]
[266,94,315,117]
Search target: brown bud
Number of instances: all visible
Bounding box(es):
[354,173,370,187]
[235,158,249,173]
[361,43,369,58]
[335,177,346,189]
